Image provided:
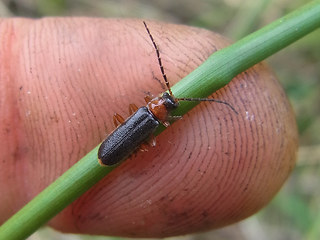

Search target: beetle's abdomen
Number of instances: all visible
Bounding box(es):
[98,107,159,166]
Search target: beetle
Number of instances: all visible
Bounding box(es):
[98,21,237,166]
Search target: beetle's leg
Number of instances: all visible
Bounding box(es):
[148,135,156,147]
[167,115,182,121]
[129,103,139,115]
[144,95,152,104]
[139,143,149,152]
[162,116,182,127]
[137,136,156,153]
[113,113,125,127]
[162,121,170,127]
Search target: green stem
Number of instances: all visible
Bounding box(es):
[1,1,320,239]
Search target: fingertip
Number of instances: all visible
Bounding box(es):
[1,18,297,238]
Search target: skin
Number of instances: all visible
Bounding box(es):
[0,18,298,237]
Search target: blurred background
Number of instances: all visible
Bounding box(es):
[0,0,318,239]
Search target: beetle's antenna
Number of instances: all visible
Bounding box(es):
[177,97,238,114]
[143,21,174,97]
[143,21,238,115]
